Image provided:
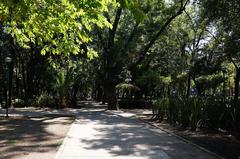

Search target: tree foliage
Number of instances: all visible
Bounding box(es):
[0,0,111,55]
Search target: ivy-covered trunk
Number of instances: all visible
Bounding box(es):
[234,68,240,101]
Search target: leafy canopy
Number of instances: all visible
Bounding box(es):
[0,0,111,56]
[0,0,146,57]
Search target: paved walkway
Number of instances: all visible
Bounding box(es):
[54,102,220,159]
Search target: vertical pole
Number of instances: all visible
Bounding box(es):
[5,57,12,117]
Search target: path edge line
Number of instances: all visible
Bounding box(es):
[107,109,225,159]
[54,119,76,159]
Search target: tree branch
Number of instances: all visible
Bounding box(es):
[184,10,197,34]
[129,0,190,69]
[108,8,122,48]
[206,29,239,69]
[229,55,239,69]
[121,23,139,54]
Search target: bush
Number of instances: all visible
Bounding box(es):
[35,93,56,108]
[188,97,206,129]
[205,97,226,129]
[152,98,169,121]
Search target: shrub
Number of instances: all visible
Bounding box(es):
[188,97,206,129]
[35,93,56,108]
[152,97,169,121]
[205,97,226,129]
[168,97,180,124]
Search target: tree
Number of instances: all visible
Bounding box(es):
[200,0,240,100]
[0,0,112,55]
[96,0,190,110]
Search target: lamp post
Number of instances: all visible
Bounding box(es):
[5,56,13,117]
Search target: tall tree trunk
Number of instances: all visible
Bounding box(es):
[96,85,103,102]
[21,60,27,102]
[234,68,240,101]
[103,66,118,109]
[102,90,106,104]
[105,82,118,110]
[71,84,79,107]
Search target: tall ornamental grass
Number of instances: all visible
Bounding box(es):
[153,96,240,132]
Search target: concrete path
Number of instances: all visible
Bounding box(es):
[55,102,220,159]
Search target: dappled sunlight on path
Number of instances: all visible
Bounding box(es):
[0,115,73,159]
[55,101,219,159]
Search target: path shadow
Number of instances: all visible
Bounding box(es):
[0,115,72,159]
[76,109,217,159]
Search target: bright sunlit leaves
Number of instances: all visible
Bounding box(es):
[0,0,112,56]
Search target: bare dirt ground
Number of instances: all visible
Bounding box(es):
[0,114,74,159]
[124,109,240,159]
